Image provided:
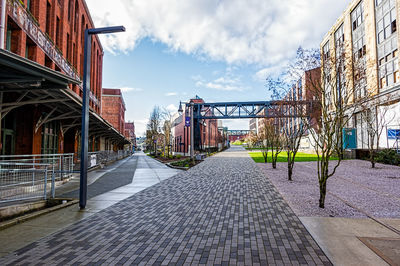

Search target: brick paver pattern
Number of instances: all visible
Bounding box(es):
[1,147,331,265]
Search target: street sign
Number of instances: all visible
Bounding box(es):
[388,129,400,139]
[185,117,191,127]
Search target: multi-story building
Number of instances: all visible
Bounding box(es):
[124,121,136,148]
[249,118,258,133]
[171,96,224,155]
[101,88,126,134]
[278,67,321,150]
[0,0,129,155]
[321,0,400,150]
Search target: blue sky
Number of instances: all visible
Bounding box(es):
[102,38,269,135]
[87,0,350,136]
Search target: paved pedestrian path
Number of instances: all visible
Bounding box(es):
[59,155,139,199]
[0,152,180,258]
[0,147,331,265]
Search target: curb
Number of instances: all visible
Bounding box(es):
[165,163,189,171]
[0,199,79,231]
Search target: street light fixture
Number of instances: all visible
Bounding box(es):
[80,26,125,209]
[178,101,183,115]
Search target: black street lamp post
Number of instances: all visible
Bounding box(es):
[80,26,125,209]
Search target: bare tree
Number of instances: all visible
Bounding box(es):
[245,131,258,148]
[358,96,396,168]
[258,120,270,163]
[146,106,163,156]
[161,108,175,158]
[266,48,311,180]
[299,41,370,208]
[264,119,284,169]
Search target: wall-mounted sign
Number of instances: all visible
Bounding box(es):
[185,117,190,127]
[8,0,81,82]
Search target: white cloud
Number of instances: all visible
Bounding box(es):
[165,92,178,96]
[130,119,148,137]
[194,70,248,92]
[166,104,178,113]
[120,87,143,92]
[87,0,348,66]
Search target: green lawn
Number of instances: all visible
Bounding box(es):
[249,151,338,163]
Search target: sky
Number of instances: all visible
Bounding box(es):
[86,0,350,136]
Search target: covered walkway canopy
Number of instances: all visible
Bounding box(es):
[0,49,130,150]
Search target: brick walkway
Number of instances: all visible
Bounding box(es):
[1,147,331,265]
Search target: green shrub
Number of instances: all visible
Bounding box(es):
[376,149,400,166]
[176,154,182,159]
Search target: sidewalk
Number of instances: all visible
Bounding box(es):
[0,152,181,258]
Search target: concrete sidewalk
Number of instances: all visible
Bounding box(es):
[0,152,181,258]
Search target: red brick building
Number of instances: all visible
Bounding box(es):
[101,88,126,134]
[172,96,223,154]
[0,0,129,156]
[124,122,136,148]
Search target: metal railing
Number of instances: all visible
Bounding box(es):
[86,150,131,168]
[0,162,53,203]
[0,153,74,182]
[0,150,130,204]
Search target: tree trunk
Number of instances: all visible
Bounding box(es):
[319,180,327,208]
[272,159,276,169]
[288,157,292,181]
[370,152,375,168]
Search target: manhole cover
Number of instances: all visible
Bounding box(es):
[358,237,400,266]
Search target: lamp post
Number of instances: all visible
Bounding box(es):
[80,26,125,209]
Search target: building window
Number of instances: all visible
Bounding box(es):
[352,1,364,31]
[68,0,73,21]
[56,17,61,47]
[45,2,51,36]
[6,23,12,51]
[25,36,36,60]
[41,121,59,155]
[377,5,397,44]
[74,0,79,32]
[323,42,330,61]
[66,33,71,61]
[334,24,344,47]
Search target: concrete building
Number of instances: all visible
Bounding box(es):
[249,118,258,133]
[0,0,129,156]
[321,0,400,151]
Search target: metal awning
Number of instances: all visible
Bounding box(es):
[0,49,130,145]
[0,49,79,90]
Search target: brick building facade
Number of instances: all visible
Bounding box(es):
[124,122,136,148]
[101,88,126,134]
[0,0,129,156]
[171,96,223,155]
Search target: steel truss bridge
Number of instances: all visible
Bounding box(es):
[186,100,314,120]
[227,130,255,136]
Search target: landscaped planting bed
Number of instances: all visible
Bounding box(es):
[257,160,400,218]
